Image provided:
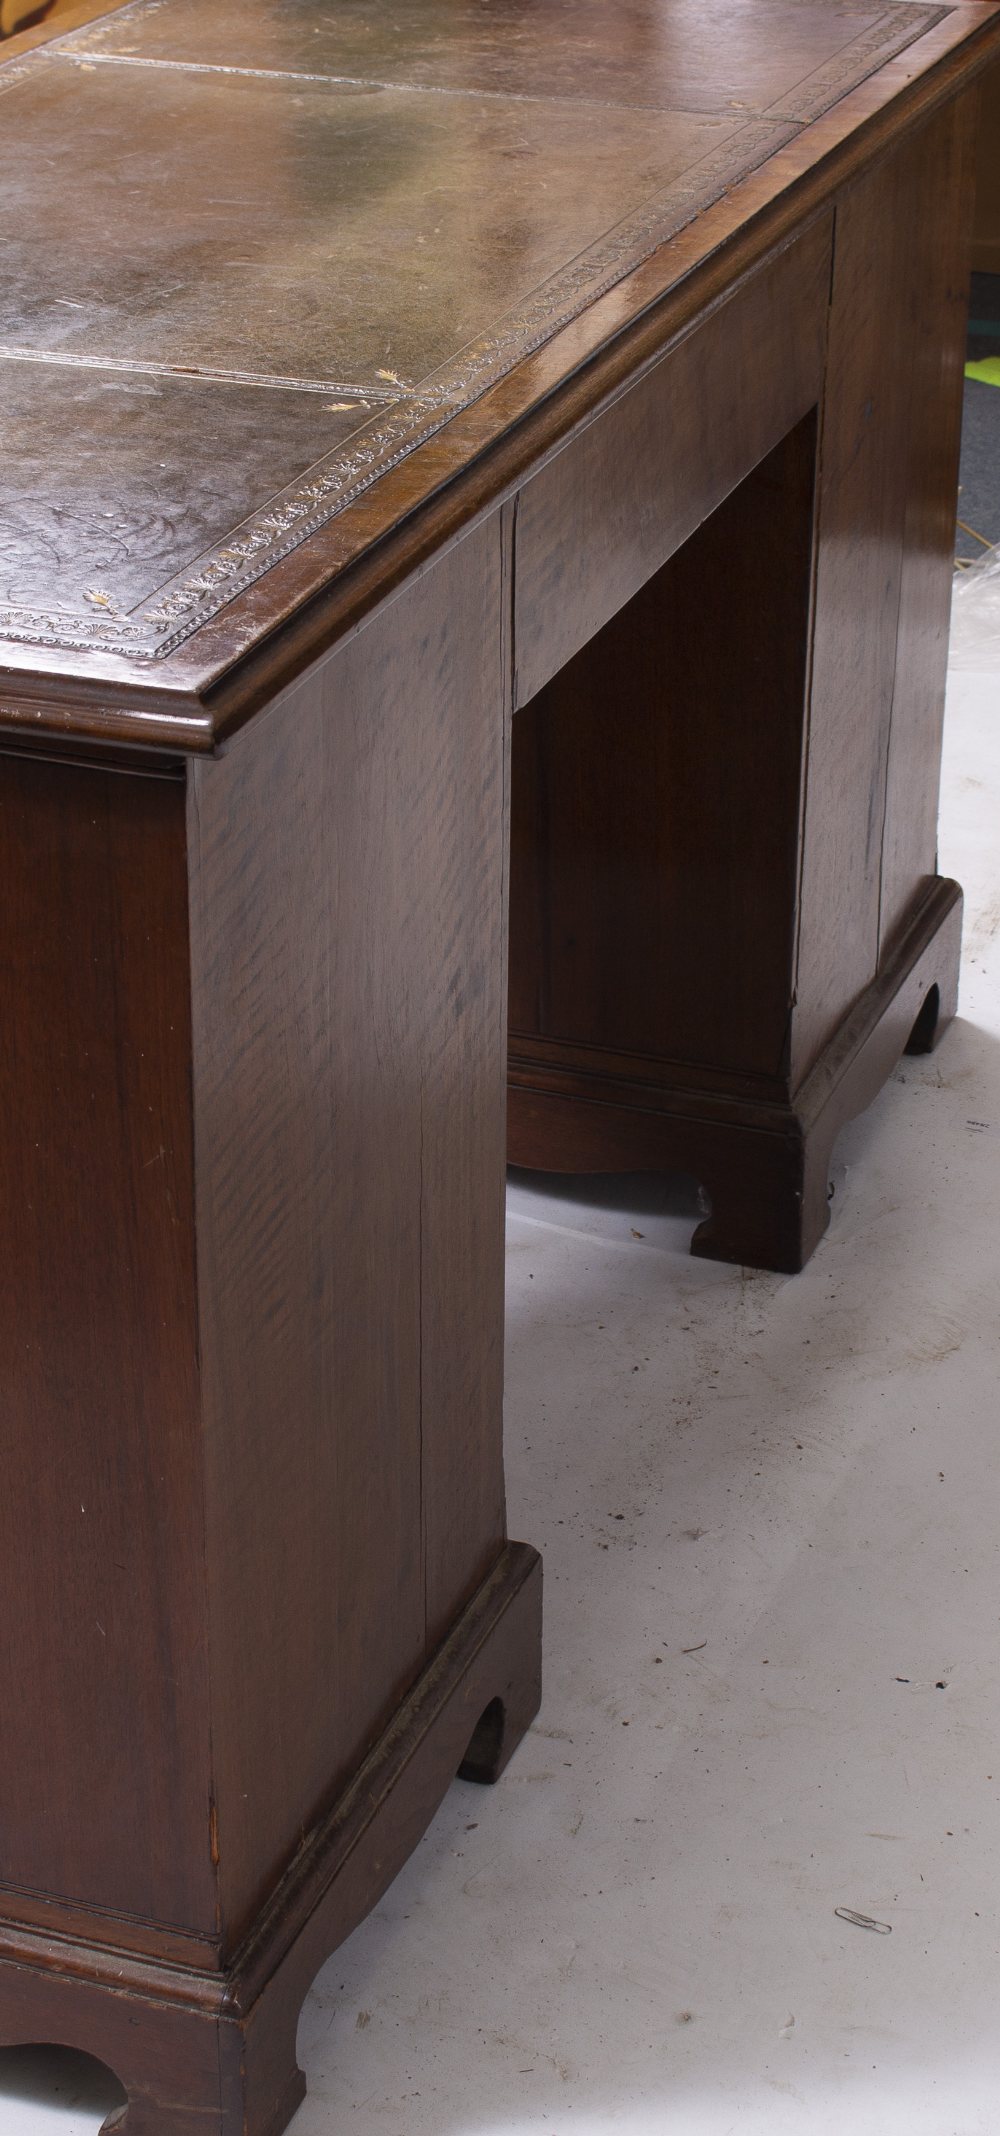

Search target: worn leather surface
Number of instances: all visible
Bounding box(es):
[0,0,948,660]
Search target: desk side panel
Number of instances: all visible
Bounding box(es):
[793,94,974,1079]
[0,755,215,1936]
[879,90,976,947]
[188,517,509,1950]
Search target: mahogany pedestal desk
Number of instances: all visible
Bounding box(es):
[0,3,997,2130]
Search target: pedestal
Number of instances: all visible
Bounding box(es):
[0,524,542,2131]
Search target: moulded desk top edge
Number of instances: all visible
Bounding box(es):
[0,0,998,760]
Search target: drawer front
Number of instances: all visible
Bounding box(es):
[513,212,832,708]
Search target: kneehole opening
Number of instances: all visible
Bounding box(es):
[461,1695,506,1777]
[907,982,940,1055]
[0,2042,128,2118]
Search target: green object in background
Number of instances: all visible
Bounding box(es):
[966,357,1000,388]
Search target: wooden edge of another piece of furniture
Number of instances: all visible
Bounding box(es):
[0,0,128,59]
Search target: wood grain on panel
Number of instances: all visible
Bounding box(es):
[793,103,973,1079]
[187,517,509,1948]
[879,93,977,947]
[0,756,214,1934]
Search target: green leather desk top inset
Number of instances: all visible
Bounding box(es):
[0,0,973,684]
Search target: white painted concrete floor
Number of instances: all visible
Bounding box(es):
[4,632,1000,2136]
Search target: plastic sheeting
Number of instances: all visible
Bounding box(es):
[950,545,1000,671]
